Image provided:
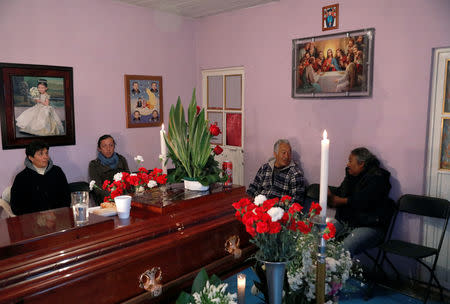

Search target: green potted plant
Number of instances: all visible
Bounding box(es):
[164,89,226,190]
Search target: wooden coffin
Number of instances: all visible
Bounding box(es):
[0,185,254,304]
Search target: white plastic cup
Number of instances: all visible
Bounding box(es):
[114,195,132,219]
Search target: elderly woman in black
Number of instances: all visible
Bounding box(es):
[89,135,129,204]
[11,140,70,215]
[328,147,395,257]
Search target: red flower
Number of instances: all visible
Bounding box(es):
[323,222,336,240]
[256,221,269,234]
[289,203,303,214]
[262,198,278,211]
[288,218,297,231]
[269,221,282,234]
[242,211,256,226]
[127,174,140,186]
[246,224,256,237]
[102,180,111,190]
[232,198,252,210]
[281,195,292,202]
[235,210,242,221]
[298,221,312,234]
[152,168,163,175]
[138,167,149,174]
[280,212,289,224]
[309,202,322,216]
[209,124,221,136]
[196,106,201,115]
[213,145,223,155]
[156,174,167,185]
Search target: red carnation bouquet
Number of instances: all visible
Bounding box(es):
[90,167,167,204]
[233,195,335,262]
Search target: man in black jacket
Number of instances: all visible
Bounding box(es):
[11,140,70,215]
[328,147,395,257]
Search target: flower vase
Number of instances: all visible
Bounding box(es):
[183,178,209,191]
[264,261,288,304]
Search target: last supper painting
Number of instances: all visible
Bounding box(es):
[292,28,374,98]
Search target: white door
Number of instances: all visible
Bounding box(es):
[424,47,450,288]
[202,67,245,186]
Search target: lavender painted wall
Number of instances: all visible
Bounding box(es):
[0,0,197,191]
[195,0,450,201]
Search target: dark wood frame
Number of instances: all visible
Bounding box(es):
[292,28,375,98]
[322,3,339,31]
[124,74,163,128]
[0,63,75,149]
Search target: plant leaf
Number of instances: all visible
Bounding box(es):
[191,268,209,294]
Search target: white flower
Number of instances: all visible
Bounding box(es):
[29,87,39,98]
[148,180,157,188]
[267,207,284,222]
[89,180,96,191]
[130,173,137,177]
[113,172,123,181]
[254,194,267,206]
[326,257,338,272]
[134,155,144,163]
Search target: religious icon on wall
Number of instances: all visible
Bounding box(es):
[0,63,75,149]
[322,4,339,31]
[440,118,450,170]
[124,75,163,128]
[292,28,374,98]
[444,60,450,114]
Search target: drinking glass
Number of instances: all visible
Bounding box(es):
[71,191,89,225]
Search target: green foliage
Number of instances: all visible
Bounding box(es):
[252,229,298,263]
[176,268,233,304]
[165,89,227,185]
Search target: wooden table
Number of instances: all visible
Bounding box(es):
[0,184,254,304]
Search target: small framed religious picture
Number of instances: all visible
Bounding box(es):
[322,4,339,31]
[124,75,163,128]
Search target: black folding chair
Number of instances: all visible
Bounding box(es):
[377,194,450,303]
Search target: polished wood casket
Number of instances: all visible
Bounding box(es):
[0,184,254,304]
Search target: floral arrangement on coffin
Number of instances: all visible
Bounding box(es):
[232,195,332,262]
[164,89,226,186]
[176,268,237,304]
[285,232,363,304]
[89,156,168,205]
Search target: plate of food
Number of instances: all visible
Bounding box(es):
[88,205,117,217]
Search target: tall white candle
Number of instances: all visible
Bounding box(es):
[237,273,246,304]
[319,130,329,219]
[160,124,168,174]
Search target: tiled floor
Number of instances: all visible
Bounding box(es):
[224,268,447,304]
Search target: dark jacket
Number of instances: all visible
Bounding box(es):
[88,153,129,204]
[332,163,394,230]
[11,158,70,215]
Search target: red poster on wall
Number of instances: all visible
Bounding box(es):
[226,113,242,147]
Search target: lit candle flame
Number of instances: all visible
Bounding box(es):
[323,129,327,140]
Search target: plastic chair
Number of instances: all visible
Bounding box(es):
[377,194,450,303]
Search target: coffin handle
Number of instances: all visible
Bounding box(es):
[139,267,163,297]
[225,235,241,259]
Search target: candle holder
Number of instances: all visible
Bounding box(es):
[311,216,328,304]
[237,273,246,304]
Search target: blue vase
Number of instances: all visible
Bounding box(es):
[264,261,287,304]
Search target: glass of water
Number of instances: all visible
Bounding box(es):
[71,191,89,225]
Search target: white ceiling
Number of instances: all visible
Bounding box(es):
[115,0,278,18]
